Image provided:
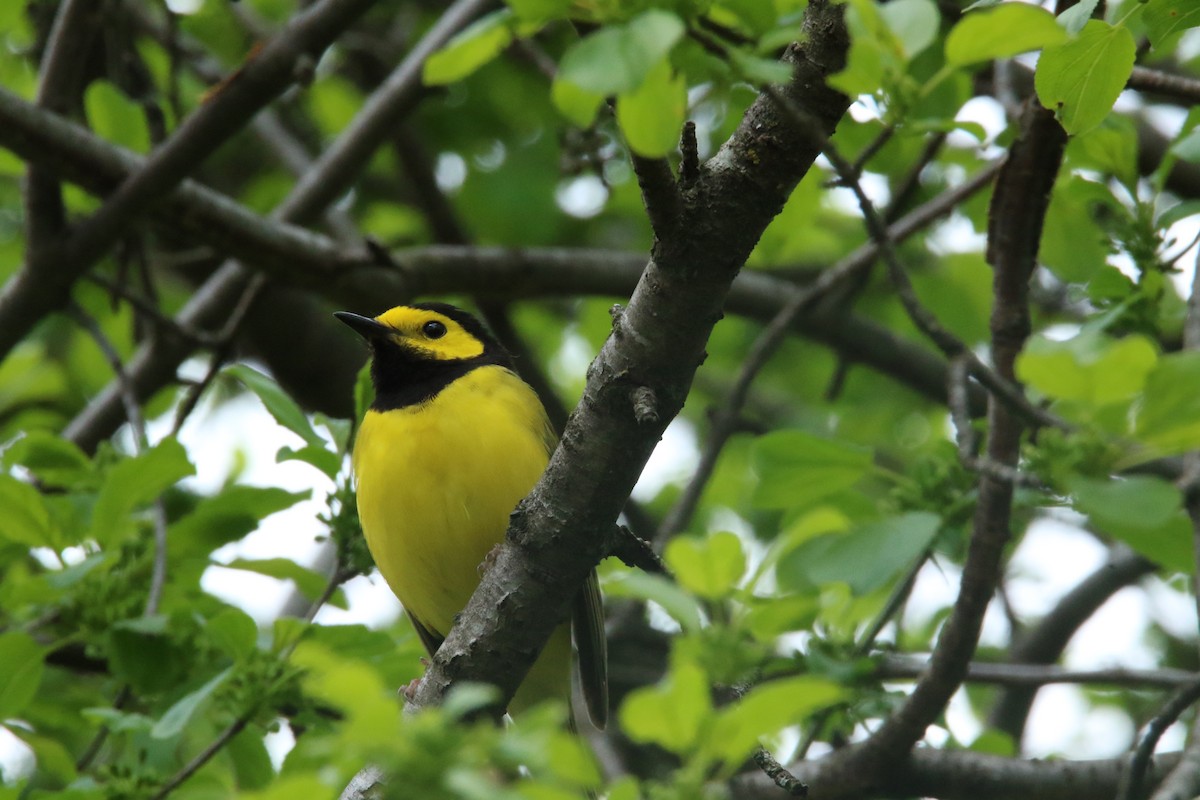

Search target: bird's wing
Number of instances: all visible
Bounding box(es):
[572,569,609,729]
[406,609,445,657]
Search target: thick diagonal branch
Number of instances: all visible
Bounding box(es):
[407,0,851,716]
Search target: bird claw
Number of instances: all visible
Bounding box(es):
[478,544,503,577]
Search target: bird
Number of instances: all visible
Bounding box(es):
[335,302,607,728]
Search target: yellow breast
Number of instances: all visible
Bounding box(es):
[352,365,553,637]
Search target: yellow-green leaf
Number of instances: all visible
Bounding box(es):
[1035,20,1135,136]
[945,3,1067,66]
[616,59,687,157]
[423,10,514,86]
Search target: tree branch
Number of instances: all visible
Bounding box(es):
[731,746,1182,800]
[988,546,1156,744]
[53,0,493,453]
[1119,677,1200,800]
[855,100,1065,771]
[405,0,851,718]
[0,77,1001,439]
[0,0,379,361]
[24,0,102,251]
[879,656,1197,689]
[656,160,1001,543]
[1128,66,1200,106]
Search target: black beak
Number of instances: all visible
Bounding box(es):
[334,311,392,341]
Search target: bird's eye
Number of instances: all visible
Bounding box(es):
[422,320,447,339]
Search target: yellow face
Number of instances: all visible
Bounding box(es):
[373,306,486,362]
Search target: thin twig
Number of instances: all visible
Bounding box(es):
[59,0,493,456]
[66,303,175,776]
[148,718,249,800]
[850,98,1061,764]
[1145,249,1200,800]
[629,153,682,240]
[150,566,351,800]
[656,161,1003,544]
[1118,677,1200,800]
[66,304,170,617]
[843,124,895,183]
[885,133,947,222]
[83,273,223,347]
[0,0,379,363]
[765,85,1064,434]
[989,546,1156,742]
[172,274,268,434]
[753,746,808,796]
[880,658,1199,689]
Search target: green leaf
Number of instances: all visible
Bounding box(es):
[1038,176,1116,282]
[90,437,195,547]
[1035,20,1136,136]
[505,0,571,23]
[443,682,503,719]
[619,661,711,755]
[170,486,310,559]
[751,430,873,510]
[880,0,939,61]
[708,676,845,769]
[292,644,400,747]
[0,632,44,716]
[3,432,92,488]
[1057,0,1100,36]
[206,607,259,660]
[109,619,189,694]
[10,729,78,787]
[551,77,605,127]
[151,667,234,739]
[223,558,344,608]
[80,707,155,734]
[423,10,514,86]
[238,774,332,800]
[301,624,398,662]
[277,444,342,480]
[1171,126,1200,164]
[557,10,684,94]
[665,531,746,600]
[1143,0,1200,49]
[84,80,150,153]
[1159,199,1200,229]
[1070,118,1138,190]
[744,595,820,639]
[616,59,687,158]
[1070,476,1192,572]
[829,0,888,96]
[0,475,57,548]
[778,511,940,594]
[970,729,1017,756]
[1016,331,1158,408]
[227,364,325,449]
[1134,352,1200,457]
[945,3,1067,66]
[603,571,703,633]
[229,727,275,790]
[727,49,792,85]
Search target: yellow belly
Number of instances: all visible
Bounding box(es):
[352,365,568,711]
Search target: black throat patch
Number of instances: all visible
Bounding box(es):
[368,340,514,411]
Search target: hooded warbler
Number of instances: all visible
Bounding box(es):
[336,302,607,727]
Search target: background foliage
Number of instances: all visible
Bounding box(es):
[2,0,1200,798]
